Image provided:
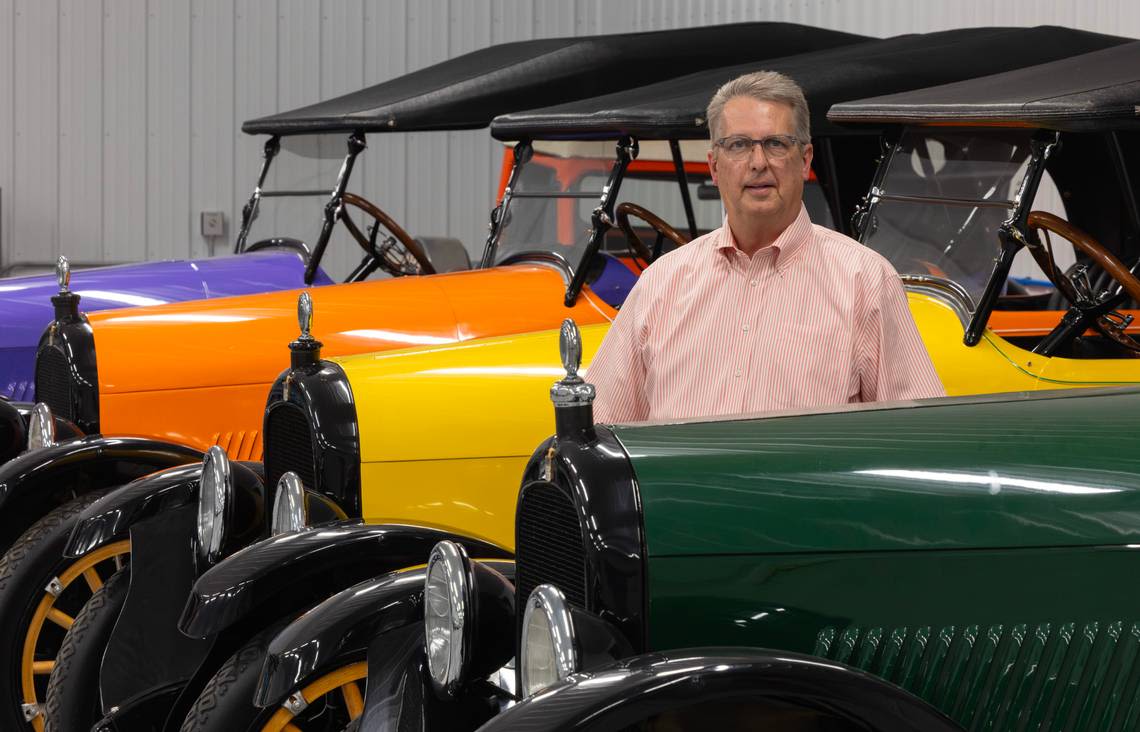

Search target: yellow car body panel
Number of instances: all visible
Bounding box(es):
[911,292,1140,392]
[335,290,1140,551]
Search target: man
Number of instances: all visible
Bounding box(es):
[589,71,944,423]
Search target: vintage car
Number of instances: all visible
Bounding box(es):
[258,321,1140,731]
[0,23,873,732]
[236,43,1140,730]
[34,26,1121,732]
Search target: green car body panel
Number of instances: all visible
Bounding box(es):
[602,388,1140,729]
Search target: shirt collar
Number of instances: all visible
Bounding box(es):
[714,204,812,267]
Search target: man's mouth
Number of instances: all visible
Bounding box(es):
[744,181,776,193]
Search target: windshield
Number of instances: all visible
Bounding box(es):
[860,129,1035,307]
[491,152,614,271]
[242,134,362,279]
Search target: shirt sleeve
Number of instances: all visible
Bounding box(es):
[857,264,946,402]
[587,279,651,423]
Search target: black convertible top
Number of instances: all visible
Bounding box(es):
[827,40,1140,131]
[490,26,1128,141]
[242,23,865,136]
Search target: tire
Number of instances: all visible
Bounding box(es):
[179,626,279,732]
[180,625,364,732]
[0,489,127,731]
[43,567,130,732]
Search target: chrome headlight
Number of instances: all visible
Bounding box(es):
[520,584,577,697]
[197,446,232,563]
[26,403,55,451]
[271,471,307,535]
[424,540,474,698]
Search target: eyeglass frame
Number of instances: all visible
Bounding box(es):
[712,134,805,162]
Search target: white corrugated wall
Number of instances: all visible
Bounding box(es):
[1,0,1139,280]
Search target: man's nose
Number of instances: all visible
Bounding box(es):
[747,142,770,170]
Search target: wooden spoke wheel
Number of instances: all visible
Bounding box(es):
[261,662,368,732]
[19,540,129,731]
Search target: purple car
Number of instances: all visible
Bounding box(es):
[1,251,333,400]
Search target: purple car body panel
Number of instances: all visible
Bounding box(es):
[0,251,332,400]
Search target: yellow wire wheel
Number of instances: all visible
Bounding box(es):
[260,662,368,732]
[18,540,130,732]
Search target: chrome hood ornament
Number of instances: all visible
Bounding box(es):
[297,291,314,340]
[550,319,594,408]
[559,319,581,379]
[56,256,71,294]
[288,290,322,370]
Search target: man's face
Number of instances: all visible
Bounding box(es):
[707,97,813,229]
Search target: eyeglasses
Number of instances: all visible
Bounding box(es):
[714,134,802,161]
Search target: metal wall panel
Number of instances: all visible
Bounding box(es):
[0,0,16,264]
[12,0,59,266]
[145,0,192,262]
[2,0,1140,280]
[190,0,236,260]
[101,0,147,264]
[59,0,104,264]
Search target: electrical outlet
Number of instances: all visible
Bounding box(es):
[200,211,225,238]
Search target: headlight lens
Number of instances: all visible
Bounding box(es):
[271,471,306,535]
[424,540,471,698]
[26,403,55,451]
[520,584,577,698]
[196,446,232,563]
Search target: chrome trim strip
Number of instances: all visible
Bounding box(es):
[900,274,976,327]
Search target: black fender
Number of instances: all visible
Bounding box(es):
[0,398,26,464]
[64,458,267,559]
[479,649,964,732]
[0,399,86,474]
[179,521,513,640]
[257,567,426,708]
[0,435,202,552]
[256,559,516,709]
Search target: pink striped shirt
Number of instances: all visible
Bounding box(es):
[589,205,944,423]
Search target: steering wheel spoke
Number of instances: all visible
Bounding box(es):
[615,202,690,265]
[1027,210,1140,356]
[339,192,435,277]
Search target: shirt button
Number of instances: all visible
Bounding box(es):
[742,324,749,332]
[734,369,742,378]
[750,279,758,287]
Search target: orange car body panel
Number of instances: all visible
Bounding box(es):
[988,308,1140,337]
[95,264,615,453]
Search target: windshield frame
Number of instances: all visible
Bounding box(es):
[233,131,370,285]
[854,127,1057,343]
[479,137,641,306]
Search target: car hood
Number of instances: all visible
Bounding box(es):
[334,322,609,463]
[615,386,1140,557]
[1,251,322,349]
[88,265,608,394]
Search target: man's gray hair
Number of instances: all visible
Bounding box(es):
[706,70,811,145]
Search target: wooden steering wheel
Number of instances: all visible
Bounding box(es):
[615,202,690,264]
[339,192,436,276]
[1025,210,1140,354]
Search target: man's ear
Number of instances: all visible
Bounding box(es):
[707,147,719,185]
[801,142,814,181]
